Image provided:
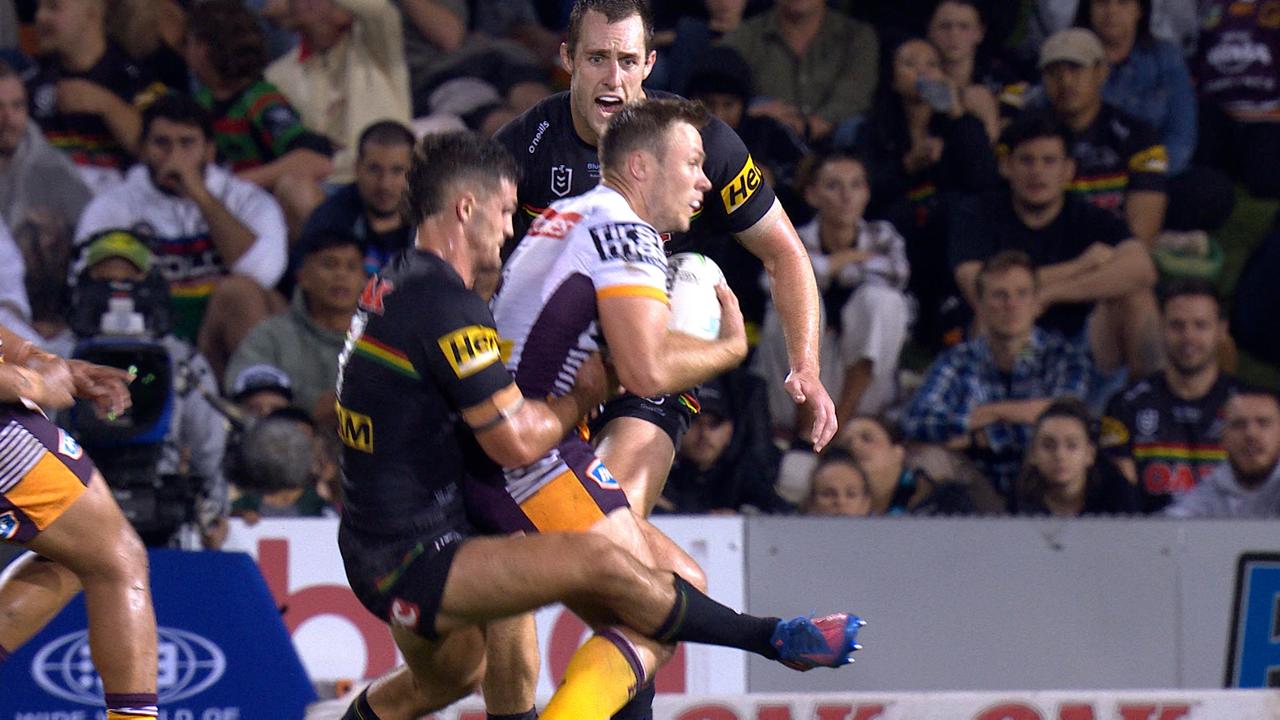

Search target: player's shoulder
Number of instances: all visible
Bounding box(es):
[494,92,572,155]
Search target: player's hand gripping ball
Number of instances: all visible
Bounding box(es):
[666,253,726,341]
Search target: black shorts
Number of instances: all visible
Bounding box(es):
[591,390,700,447]
[338,522,468,640]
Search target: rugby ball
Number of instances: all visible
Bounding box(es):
[667,252,725,340]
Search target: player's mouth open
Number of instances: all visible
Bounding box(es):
[595,95,624,113]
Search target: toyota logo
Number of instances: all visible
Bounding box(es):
[31,627,226,704]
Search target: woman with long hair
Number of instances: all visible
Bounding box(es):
[1015,398,1139,516]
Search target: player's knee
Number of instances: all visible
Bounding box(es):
[676,563,707,594]
[589,539,649,600]
[93,524,149,587]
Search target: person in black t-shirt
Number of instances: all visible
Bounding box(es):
[1014,397,1139,516]
[1100,280,1240,512]
[335,131,863,720]
[949,114,1161,376]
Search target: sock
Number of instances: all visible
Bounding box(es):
[105,693,158,719]
[652,575,779,659]
[340,688,381,720]
[610,681,655,720]
[541,629,644,720]
[488,711,538,720]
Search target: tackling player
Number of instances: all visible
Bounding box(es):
[0,328,158,720]
[336,131,862,720]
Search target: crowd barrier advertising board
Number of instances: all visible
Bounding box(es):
[308,690,1280,720]
[222,515,748,695]
[0,550,315,720]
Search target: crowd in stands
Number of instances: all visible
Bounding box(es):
[3,0,1280,549]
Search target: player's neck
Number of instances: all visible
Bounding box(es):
[416,219,473,287]
[602,175,654,227]
[1165,364,1219,400]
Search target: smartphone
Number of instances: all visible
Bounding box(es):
[917,77,955,114]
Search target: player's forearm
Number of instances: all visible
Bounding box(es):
[496,396,582,467]
[742,204,822,374]
[619,332,743,398]
[191,192,257,266]
[1125,191,1167,248]
[1044,241,1156,303]
[970,399,1051,429]
[98,94,143,155]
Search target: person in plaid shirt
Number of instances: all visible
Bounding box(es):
[903,250,1092,508]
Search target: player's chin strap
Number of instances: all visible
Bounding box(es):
[471,394,525,433]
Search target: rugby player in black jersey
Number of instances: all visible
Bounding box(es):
[336,132,862,720]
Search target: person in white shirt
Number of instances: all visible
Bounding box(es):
[74,93,287,381]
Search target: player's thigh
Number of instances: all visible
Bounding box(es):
[595,415,678,515]
[636,515,707,592]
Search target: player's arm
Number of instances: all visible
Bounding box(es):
[1125,190,1167,248]
[598,284,747,399]
[1039,239,1156,305]
[737,199,837,450]
[461,355,609,468]
[0,324,133,416]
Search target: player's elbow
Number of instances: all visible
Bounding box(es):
[614,361,666,399]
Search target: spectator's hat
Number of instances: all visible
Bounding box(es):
[695,378,734,423]
[686,46,753,103]
[231,364,294,402]
[1039,29,1106,69]
[83,229,152,274]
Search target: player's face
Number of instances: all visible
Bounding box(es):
[841,418,904,479]
[1223,395,1280,479]
[1162,295,1222,377]
[299,244,366,315]
[564,11,655,144]
[1029,416,1095,493]
[977,266,1038,341]
[142,119,213,195]
[680,413,734,469]
[356,142,413,220]
[806,464,871,517]
[1003,137,1073,210]
[891,39,944,100]
[649,122,711,233]
[1042,61,1106,118]
[468,177,517,275]
[0,77,27,156]
[805,158,869,227]
[928,2,984,64]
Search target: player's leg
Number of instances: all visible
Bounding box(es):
[480,614,539,720]
[0,552,81,661]
[344,625,486,720]
[24,470,158,719]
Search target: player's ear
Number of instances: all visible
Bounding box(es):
[456,191,475,223]
[643,49,656,80]
[560,42,573,75]
[627,150,648,182]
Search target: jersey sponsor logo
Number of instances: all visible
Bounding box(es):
[336,402,374,453]
[1141,461,1214,496]
[0,511,17,540]
[359,276,395,315]
[528,209,583,240]
[589,222,666,270]
[587,459,619,489]
[1137,408,1160,437]
[551,164,573,197]
[720,155,763,214]
[56,429,83,460]
[389,597,421,631]
[527,119,551,154]
[1130,145,1169,174]
[438,325,502,379]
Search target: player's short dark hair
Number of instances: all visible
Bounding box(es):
[931,0,986,26]
[598,98,708,173]
[797,149,871,193]
[1158,278,1223,317]
[997,113,1071,159]
[405,131,519,226]
[1227,385,1280,412]
[975,249,1037,297]
[357,120,416,159]
[298,229,363,259]
[141,93,214,141]
[187,0,268,85]
[567,0,654,55]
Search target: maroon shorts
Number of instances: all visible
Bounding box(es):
[0,405,96,544]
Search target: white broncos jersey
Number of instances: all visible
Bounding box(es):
[492,184,670,401]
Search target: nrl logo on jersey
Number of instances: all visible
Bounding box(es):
[551,165,573,197]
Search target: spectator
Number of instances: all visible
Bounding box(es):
[756,151,910,438]
[1034,28,1169,244]
[229,408,338,522]
[1101,280,1240,512]
[0,60,90,348]
[684,46,808,193]
[721,0,879,142]
[26,0,164,193]
[73,93,288,380]
[646,0,748,94]
[230,363,294,419]
[105,0,188,92]
[1165,389,1280,518]
[1015,397,1139,516]
[266,0,412,183]
[1072,0,1234,232]
[1194,0,1280,199]
[68,229,229,548]
[949,114,1161,376]
[839,414,979,515]
[223,229,363,426]
[655,375,789,515]
[903,250,1093,505]
[855,36,999,350]
[298,120,415,282]
[186,0,335,241]
[925,0,1002,141]
[800,450,872,517]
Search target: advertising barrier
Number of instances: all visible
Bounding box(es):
[0,550,315,719]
